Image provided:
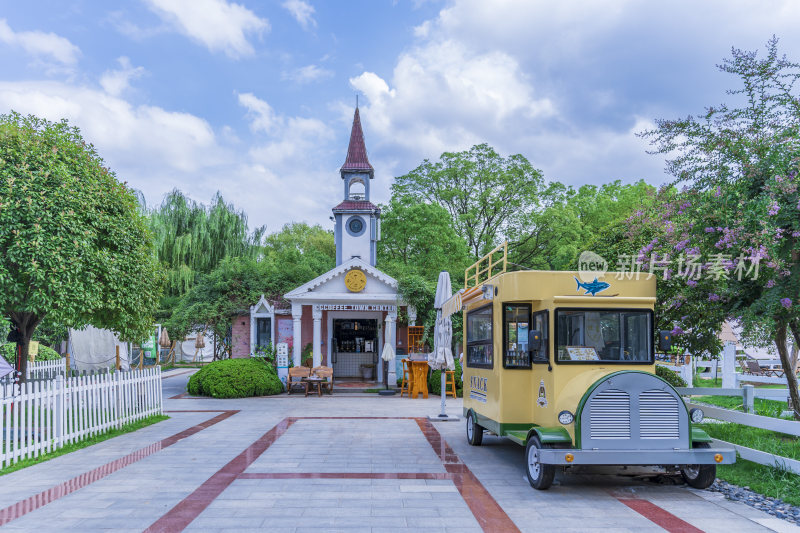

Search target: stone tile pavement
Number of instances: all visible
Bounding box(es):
[0,370,794,532]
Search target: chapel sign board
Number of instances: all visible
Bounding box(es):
[313,304,396,312]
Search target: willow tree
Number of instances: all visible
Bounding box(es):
[0,112,163,378]
[148,190,265,302]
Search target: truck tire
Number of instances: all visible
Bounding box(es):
[466,413,483,446]
[526,436,555,490]
[681,443,716,489]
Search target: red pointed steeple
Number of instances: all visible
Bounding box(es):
[341,108,374,174]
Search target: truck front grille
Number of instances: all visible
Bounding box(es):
[589,389,630,439]
[639,389,680,439]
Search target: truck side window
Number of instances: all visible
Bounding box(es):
[466,304,493,369]
[531,310,549,364]
[503,303,531,369]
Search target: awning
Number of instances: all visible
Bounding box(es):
[441,285,485,318]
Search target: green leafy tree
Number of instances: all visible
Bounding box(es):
[167,223,335,359]
[510,180,655,270]
[640,38,800,416]
[148,190,264,315]
[0,112,163,378]
[260,222,335,288]
[393,143,546,258]
[378,198,470,348]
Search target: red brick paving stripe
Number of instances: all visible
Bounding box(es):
[0,410,238,527]
[239,472,454,480]
[414,418,521,533]
[618,498,704,533]
[143,418,296,533]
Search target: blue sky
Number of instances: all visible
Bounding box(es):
[2,1,799,231]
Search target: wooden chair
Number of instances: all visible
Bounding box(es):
[444,370,457,398]
[312,366,334,394]
[745,360,766,376]
[287,366,310,394]
[737,358,750,374]
[400,358,412,397]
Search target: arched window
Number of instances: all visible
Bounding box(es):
[348,179,366,200]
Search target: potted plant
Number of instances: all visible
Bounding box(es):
[360,364,375,380]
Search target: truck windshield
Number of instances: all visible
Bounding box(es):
[555,309,652,363]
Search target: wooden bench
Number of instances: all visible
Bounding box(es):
[287,366,310,394]
[312,366,334,395]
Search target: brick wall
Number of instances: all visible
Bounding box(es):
[231,316,250,358]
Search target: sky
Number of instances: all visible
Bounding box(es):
[2,0,800,233]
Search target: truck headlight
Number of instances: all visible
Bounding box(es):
[690,408,704,424]
[558,410,574,425]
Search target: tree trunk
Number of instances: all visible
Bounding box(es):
[9,311,42,383]
[775,321,800,420]
[790,321,800,375]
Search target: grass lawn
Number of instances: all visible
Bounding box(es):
[697,421,800,506]
[715,461,800,507]
[696,395,790,418]
[699,422,800,460]
[0,414,168,476]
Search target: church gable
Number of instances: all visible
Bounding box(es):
[284,258,398,300]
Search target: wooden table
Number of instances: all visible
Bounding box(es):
[305,377,323,397]
[408,360,429,399]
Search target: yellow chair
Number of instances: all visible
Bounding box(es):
[444,370,457,398]
[400,358,413,397]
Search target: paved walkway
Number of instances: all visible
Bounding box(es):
[0,369,796,532]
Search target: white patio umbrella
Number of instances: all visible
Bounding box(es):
[380,341,395,393]
[428,271,456,420]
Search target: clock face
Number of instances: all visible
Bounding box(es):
[348,217,364,234]
[344,269,367,293]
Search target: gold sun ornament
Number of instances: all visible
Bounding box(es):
[344,268,367,293]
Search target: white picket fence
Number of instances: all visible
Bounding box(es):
[26,358,67,381]
[0,367,162,468]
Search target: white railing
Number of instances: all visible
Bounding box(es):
[0,367,162,468]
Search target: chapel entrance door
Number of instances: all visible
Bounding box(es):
[331,318,378,379]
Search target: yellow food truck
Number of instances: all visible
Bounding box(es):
[446,244,734,490]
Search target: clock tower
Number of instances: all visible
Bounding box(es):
[333,107,380,267]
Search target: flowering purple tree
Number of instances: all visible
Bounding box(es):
[640,38,800,417]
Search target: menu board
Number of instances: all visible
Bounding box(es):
[566,346,599,361]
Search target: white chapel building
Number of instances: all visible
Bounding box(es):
[231,108,415,384]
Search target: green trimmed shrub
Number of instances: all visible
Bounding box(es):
[1,343,62,364]
[428,359,463,398]
[656,364,687,388]
[187,358,283,398]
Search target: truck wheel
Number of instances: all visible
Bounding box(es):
[681,443,716,489]
[526,436,555,490]
[466,414,483,446]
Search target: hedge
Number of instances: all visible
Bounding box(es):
[1,343,62,364]
[655,364,687,388]
[187,358,283,398]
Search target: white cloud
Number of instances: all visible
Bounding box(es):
[144,0,269,58]
[281,64,333,84]
[100,57,146,96]
[0,81,222,187]
[282,0,316,30]
[0,18,80,66]
[238,92,276,133]
[350,38,554,157]
[0,79,342,231]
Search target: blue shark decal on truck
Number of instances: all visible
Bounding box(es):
[574,277,610,296]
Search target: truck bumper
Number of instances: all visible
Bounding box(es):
[537,447,736,466]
